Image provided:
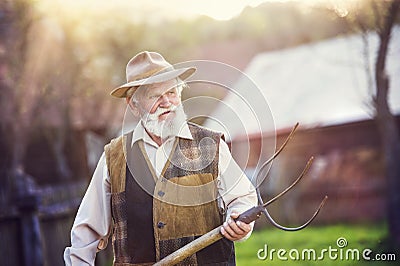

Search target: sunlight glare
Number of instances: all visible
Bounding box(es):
[37,0,358,22]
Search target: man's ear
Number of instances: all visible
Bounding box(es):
[126,97,140,117]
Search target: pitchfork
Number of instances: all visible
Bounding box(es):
[154,123,328,265]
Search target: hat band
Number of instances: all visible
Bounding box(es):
[127,66,174,83]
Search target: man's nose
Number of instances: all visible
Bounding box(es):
[159,94,171,106]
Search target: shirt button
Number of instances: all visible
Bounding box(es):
[157,222,166,229]
[158,191,165,197]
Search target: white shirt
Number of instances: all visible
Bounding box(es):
[64,122,257,266]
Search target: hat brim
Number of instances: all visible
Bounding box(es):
[111,67,196,98]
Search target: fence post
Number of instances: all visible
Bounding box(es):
[13,168,44,266]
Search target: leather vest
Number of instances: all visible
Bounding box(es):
[104,123,235,265]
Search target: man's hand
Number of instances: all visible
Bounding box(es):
[220,212,252,241]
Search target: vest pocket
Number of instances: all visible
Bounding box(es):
[155,173,218,206]
[153,173,223,241]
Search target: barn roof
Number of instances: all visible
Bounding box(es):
[204,27,400,140]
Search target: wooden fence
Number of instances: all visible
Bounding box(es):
[0,178,114,266]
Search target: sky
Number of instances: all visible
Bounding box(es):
[38,0,355,22]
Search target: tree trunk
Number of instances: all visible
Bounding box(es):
[374,0,400,248]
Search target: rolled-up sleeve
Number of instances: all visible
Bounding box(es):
[217,140,258,240]
[64,152,112,266]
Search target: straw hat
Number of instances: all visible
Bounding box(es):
[111,51,196,98]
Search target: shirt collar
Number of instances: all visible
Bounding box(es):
[131,121,193,147]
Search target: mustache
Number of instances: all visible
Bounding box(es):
[141,104,187,138]
[144,105,178,121]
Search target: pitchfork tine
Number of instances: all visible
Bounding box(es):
[257,156,327,231]
[262,196,328,231]
[255,122,299,183]
[253,122,328,231]
[263,156,314,207]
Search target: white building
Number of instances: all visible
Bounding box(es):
[205,27,400,140]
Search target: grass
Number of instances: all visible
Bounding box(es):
[235,223,398,265]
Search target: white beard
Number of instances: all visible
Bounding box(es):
[141,104,187,139]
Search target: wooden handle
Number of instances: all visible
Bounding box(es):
[153,205,265,265]
[235,205,265,224]
[153,227,223,266]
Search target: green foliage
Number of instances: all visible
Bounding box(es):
[236,223,397,265]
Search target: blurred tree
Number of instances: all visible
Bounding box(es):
[372,0,400,249]
[0,0,38,175]
[347,0,400,248]
[0,0,110,183]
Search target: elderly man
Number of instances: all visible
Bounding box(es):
[64,51,257,265]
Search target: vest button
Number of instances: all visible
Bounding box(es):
[158,191,165,197]
[157,222,166,229]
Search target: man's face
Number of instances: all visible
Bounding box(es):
[135,79,182,122]
[129,79,187,138]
